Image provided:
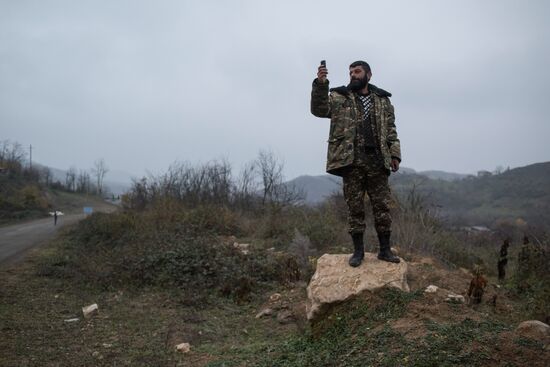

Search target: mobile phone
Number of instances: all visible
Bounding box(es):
[320,60,326,67]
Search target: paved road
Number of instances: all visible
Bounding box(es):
[0,214,87,267]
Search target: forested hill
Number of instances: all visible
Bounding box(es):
[289,162,550,229]
[392,162,550,227]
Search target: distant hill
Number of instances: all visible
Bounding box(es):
[287,166,469,204]
[287,162,550,229]
[288,175,341,203]
[416,170,469,181]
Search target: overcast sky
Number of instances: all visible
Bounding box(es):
[1,0,549,181]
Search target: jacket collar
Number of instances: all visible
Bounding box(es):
[330,83,392,98]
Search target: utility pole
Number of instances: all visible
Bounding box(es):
[29,144,32,170]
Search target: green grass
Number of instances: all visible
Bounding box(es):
[3,199,549,367]
[241,291,514,367]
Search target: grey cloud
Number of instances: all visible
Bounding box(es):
[1,0,549,180]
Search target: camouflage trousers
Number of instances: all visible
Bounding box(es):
[342,152,392,235]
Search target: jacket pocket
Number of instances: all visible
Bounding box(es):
[327,134,348,165]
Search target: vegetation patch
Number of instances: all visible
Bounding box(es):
[38,210,301,302]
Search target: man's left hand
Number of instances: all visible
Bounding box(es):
[391,158,400,172]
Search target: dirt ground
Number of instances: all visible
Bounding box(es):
[1,244,548,367]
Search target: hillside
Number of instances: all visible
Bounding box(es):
[0,169,117,224]
[2,158,548,366]
[392,162,550,228]
[1,211,548,366]
[288,162,550,229]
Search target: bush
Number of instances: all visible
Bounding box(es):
[43,207,301,302]
[509,243,550,321]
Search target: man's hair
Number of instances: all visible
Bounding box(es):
[349,60,371,74]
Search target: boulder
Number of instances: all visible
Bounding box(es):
[515,320,550,341]
[306,253,409,321]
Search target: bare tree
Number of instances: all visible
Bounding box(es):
[40,166,52,186]
[256,149,284,205]
[255,150,304,206]
[76,170,92,194]
[65,166,77,191]
[92,158,109,195]
[234,161,258,209]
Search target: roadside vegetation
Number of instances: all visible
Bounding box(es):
[1,151,548,366]
[0,139,111,224]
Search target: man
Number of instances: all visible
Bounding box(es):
[467,265,487,305]
[310,60,401,267]
[497,238,510,281]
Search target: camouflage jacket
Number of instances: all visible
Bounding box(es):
[310,79,401,176]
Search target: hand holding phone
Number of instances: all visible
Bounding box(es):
[318,60,328,83]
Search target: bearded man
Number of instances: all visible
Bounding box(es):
[311,60,402,267]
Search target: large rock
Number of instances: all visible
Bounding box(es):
[515,320,550,341]
[307,253,409,321]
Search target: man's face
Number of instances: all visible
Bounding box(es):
[348,66,371,91]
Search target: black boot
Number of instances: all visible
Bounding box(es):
[377,231,400,263]
[349,232,365,267]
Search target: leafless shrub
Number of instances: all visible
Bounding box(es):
[0,140,27,174]
[125,152,303,212]
[392,183,439,252]
[389,183,490,269]
[255,150,304,209]
[288,228,315,280]
[234,161,258,210]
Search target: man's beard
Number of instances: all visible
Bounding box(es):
[348,76,368,91]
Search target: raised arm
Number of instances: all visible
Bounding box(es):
[310,64,331,118]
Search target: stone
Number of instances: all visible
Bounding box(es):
[306,253,409,321]
[445,294,465,303]
[82,304,99,318]
[233,242,251,255]
[424,285,439,293]
[175,342,191,353]
[255,308,274,319]
[515,320,550,341]
[277,310,295,324]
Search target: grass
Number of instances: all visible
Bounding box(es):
[1,260,300,366]
[3,238,549,367]
[2,200,549,366]
[250,311,512,367]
